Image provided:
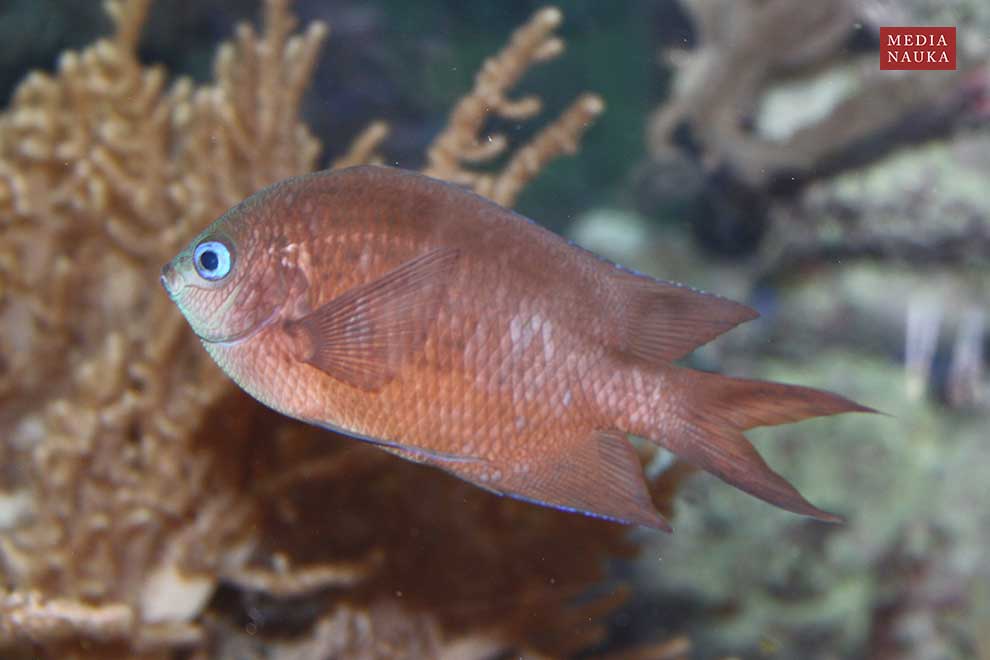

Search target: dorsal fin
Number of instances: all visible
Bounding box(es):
[611,271,758,364]
[286,248,460,391]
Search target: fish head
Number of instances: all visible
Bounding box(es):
[161,198,291,344]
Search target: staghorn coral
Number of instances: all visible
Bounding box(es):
[0,1,671,658]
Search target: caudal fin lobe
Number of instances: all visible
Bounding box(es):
[660,367,874,522]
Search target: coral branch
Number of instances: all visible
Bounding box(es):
[332,121,389,170]
[488,92,604,206]
[0,590,133,645]
[105,0,153,53]
[423,6,600,201]
[222,552,380,598]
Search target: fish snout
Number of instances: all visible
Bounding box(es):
[160,261,183,297]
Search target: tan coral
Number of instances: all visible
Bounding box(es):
[423,6,604,206]
[0,0,360,654]
[488,92,604,206]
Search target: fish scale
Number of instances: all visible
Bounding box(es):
[164,165,873,531]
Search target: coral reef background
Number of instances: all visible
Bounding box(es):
[1,1,988,658]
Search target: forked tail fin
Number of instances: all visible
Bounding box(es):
[658,367,875,522]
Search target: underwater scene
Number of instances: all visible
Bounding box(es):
[1,1,988,658]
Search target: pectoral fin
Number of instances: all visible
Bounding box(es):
[286,248,460,391]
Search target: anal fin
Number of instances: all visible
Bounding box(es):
[495,429,670,531]
[356,426,671,531]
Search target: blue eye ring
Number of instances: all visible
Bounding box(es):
[193,240,232,281]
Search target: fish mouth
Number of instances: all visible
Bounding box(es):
[160,262,182,297]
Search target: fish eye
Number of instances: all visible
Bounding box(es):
[193,240,232,281]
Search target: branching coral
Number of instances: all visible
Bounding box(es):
[422,6,604,207]
[0,1,660,657]
[0,0,330,652]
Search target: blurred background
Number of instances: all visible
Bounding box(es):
[1,1,987,658]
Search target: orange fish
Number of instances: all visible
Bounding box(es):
[161,166,871,531]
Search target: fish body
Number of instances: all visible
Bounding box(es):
[162,166,869,531]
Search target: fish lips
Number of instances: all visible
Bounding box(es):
[160,261,184,298]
